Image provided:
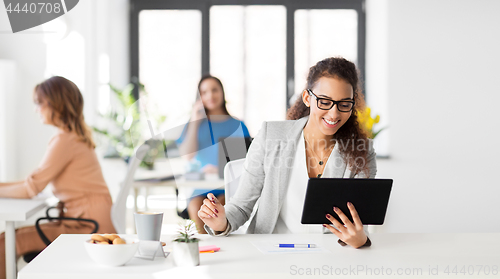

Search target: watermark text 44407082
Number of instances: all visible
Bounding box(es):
[3,0,79,33]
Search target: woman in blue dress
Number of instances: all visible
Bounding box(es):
[176,75,250,233]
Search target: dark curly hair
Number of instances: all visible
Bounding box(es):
[287,57,370,176]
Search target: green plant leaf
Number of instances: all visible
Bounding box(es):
[372,127,387,139]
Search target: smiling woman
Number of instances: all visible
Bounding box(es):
[199,57,376,249]
[288,57,369,177]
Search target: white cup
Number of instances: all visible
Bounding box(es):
[134,212,163,241]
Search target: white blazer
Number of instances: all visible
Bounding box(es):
[205,116,377,235]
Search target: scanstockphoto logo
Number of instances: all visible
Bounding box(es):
[3,0,78,33]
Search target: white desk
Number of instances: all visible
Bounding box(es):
[0,198,47,279]
[18,233,500,279]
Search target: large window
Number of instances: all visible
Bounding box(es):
[294,9,358,98]
[138,10,202,131]
[131,0,366,136]
[210,5,286,132]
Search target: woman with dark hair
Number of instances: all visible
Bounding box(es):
[176,75,250,233]
[198,57,376,248]
[0,76,115,278]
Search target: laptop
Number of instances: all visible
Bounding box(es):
[301,178,393,225]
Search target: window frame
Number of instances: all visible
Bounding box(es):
[130,0,366,108]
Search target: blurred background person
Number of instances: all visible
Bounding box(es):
[0,76,115,278]
[176,75,250,233]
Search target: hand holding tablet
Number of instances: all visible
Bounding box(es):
[301,178,393,248]
[323,202,369,248]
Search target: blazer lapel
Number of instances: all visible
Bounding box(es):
[277,116,309,210]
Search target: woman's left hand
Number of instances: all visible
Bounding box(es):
[324,202,367,248]
[201,164,218,174]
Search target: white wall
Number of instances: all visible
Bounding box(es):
[367,0,500,233]
[0,0,129,179]
[0,60,17,180]
[0,12,53,179]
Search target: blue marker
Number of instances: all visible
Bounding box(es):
[276,244,316,248]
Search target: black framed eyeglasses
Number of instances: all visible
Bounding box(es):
[307,89,355,112]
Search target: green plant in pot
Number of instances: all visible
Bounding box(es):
[93,83,167,169]
[172,220,200,266]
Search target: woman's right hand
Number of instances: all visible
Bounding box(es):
[191,100,205,121]
[198,193,228,232]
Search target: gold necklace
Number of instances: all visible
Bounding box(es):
[304,136,335,178]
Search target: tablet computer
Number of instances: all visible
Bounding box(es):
[301,178,393,225]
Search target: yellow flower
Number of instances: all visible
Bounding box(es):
[357,107,384,139]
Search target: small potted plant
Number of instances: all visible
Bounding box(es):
[172,220,200,266]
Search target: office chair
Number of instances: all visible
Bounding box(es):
[223,158,258,234]
[111,143,151,233]
[175,187,190,220]
[22,205,99,263]
[224,158,245,201]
